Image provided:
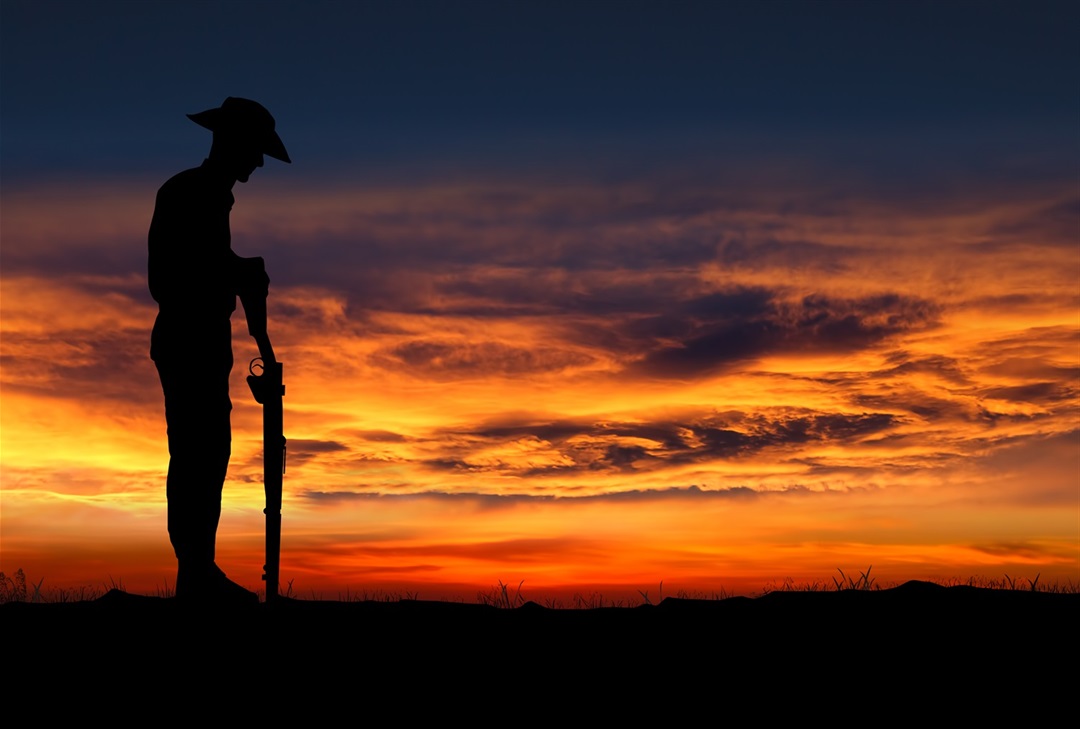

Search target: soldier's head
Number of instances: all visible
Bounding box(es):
[188,97,291,183]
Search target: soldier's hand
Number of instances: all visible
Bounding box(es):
[256,333,276,365]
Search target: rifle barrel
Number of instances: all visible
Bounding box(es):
[248,359,285,602]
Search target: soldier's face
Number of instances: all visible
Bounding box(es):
[236,146,265,184]
[215,131,265,183]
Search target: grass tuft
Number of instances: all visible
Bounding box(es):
[832,566,878,591]
[637,580,663,606]
[477,579,525,608]
[0,569,29,603]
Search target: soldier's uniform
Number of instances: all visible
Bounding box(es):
[149,98,288,601]
[149,159,243,580]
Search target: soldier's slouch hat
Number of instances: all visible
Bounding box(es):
[188,97,291,164]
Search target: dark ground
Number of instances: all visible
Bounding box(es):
[6,580,1076,705]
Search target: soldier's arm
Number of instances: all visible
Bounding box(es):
[234,253,276,363]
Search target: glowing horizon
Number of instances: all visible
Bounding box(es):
[3,169,1076,599]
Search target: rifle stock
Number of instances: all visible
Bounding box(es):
[247,358,285,601]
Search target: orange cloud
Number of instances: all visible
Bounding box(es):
[2,175,1076,597]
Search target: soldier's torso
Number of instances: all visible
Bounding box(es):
[149,161,237,363]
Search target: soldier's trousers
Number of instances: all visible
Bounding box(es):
[155,354,233,568]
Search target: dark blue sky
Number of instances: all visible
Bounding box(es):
[2,0,1077,186]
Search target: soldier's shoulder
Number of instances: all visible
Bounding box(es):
[157,165,208,196]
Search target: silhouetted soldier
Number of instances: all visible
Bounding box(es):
[149,97,290,603]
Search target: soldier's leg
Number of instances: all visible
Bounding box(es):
[156,358,231,591]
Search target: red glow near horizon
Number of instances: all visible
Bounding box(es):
[1,177,1077,599]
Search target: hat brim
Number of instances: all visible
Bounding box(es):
[262,132,291,164]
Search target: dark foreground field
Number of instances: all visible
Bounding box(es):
[7,580,1076,689]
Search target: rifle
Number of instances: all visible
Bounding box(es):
[239,255,285,602]
[247,357,285,602]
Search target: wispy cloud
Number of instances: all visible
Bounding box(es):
[3,165,1076,593]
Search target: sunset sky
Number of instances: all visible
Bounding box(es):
[2,0,1077,599]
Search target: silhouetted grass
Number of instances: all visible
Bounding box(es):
[762,566,881,594]
[477,579,525,608]
[0,568,177,604]
[2,566,1078,605]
